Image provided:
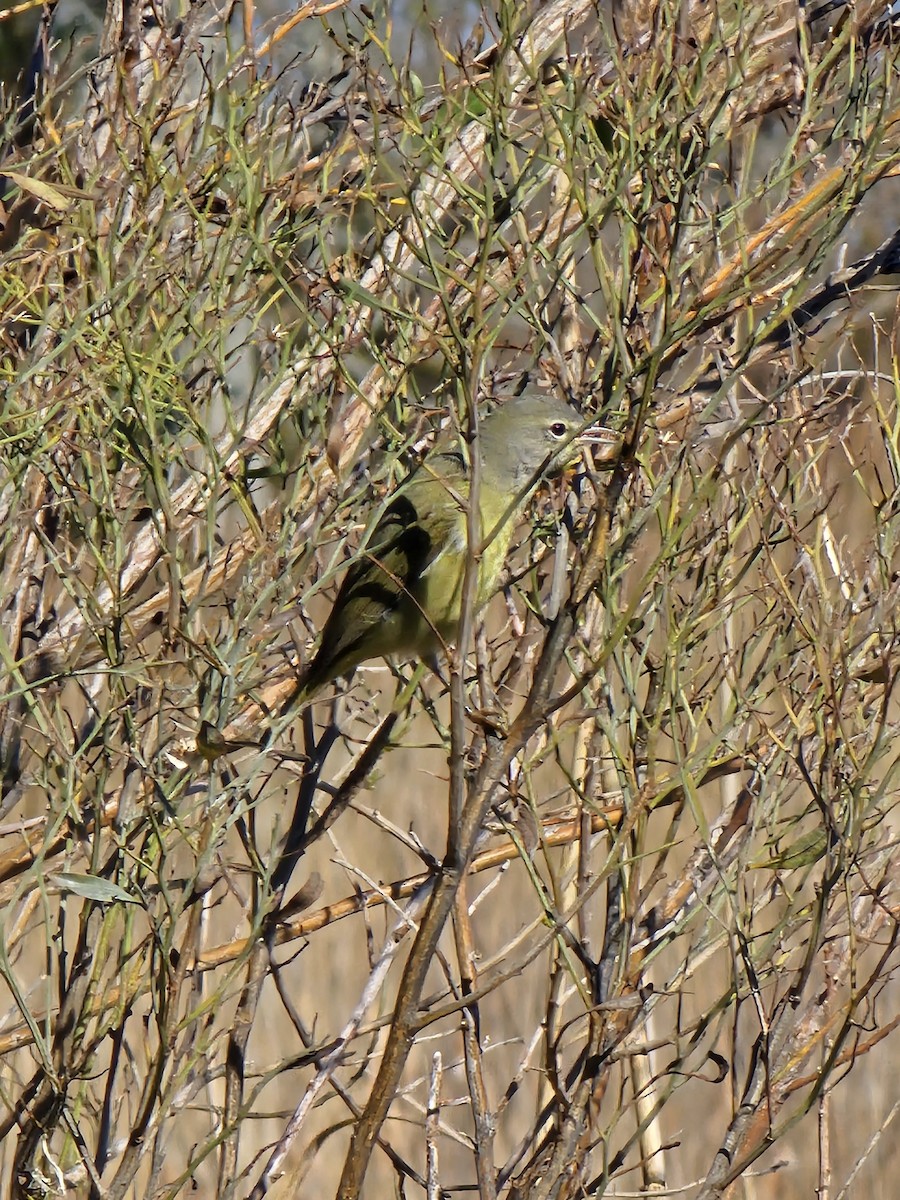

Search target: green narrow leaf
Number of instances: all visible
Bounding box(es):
[49,872,136,904]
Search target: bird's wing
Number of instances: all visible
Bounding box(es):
[300,452,468,689]
[347,461,467,604]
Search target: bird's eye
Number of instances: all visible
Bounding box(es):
[550,421,567,438]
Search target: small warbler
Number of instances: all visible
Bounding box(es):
[294,391,613,699]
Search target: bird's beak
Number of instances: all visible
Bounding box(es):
[578,424,621,467]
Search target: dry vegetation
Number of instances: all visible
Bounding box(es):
[2,0,900,1197]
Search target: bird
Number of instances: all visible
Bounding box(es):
[288,391,613,704]
[194,720,261,762]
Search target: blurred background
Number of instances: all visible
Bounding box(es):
[2,2,900,1198]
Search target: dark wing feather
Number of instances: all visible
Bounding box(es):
[299,452,467,693]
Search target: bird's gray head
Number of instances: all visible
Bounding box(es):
[478,392,601,490]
